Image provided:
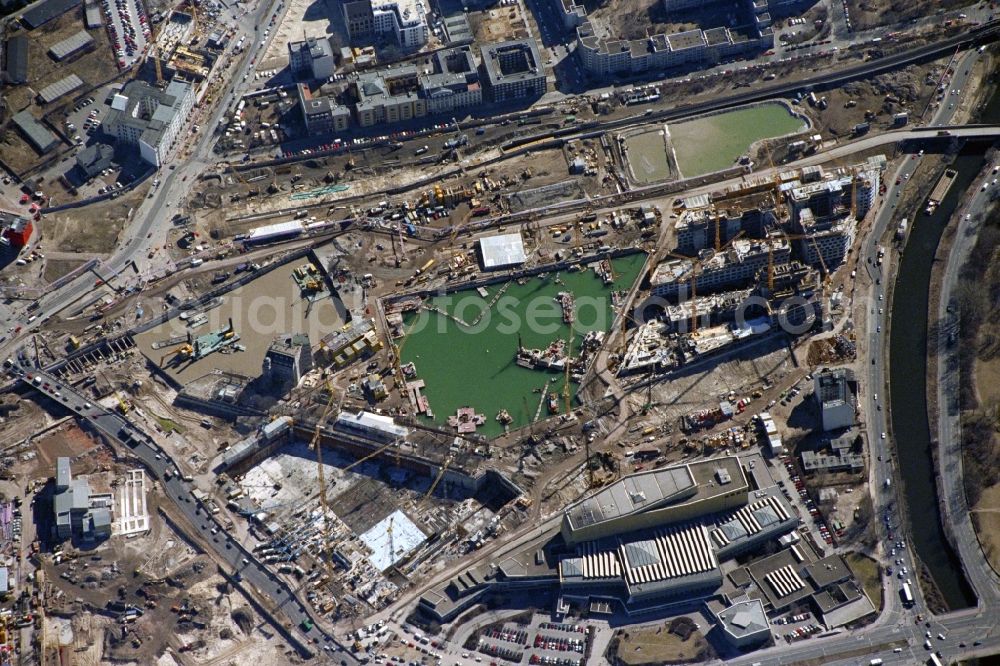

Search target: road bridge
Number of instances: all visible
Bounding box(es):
[8,362,357,663]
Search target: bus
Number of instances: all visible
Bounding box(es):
[928,654,944,666]
[900,582,914,606]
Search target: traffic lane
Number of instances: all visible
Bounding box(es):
[17,368,353,658]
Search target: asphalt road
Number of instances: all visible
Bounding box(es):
[9,361,358,663]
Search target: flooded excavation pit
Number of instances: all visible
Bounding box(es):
[623,128,673,184]
[395,253,646,438]
[667,102,809,178]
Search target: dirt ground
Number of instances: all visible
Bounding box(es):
[3,14,118,114]
[846,0,970,31]
[44,180,150,254]
[33,422,99,466]
[797,61,948,141]
[42,257,89,283]
[470,6,529,44]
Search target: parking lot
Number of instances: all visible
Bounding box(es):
[472,620,589,665]
[774,455,836,547]
[100,0,150,69]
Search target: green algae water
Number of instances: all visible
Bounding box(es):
[669,103,807,177]
[400,253,646,437]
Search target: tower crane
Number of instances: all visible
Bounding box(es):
[309,382,342,585]
[664,231,744,334]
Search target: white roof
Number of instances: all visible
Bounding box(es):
[359,509,426,571]
[246,220,304,240]
[479,232,526,269]
[111,93,129,111]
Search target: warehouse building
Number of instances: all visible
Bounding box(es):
[3,33,28,84]
[38,73,84,104]
[48,30,94,61]
[12,110,59,153]
[482,39,546,103]
[20,0,81,29]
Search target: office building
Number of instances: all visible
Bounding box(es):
[713,598,772,648]
[262,333,313,388]
[813,368,856,431]
[560,457,749,545]
[372,0,428,47]
[801,433,863,472]
[102,79,194,167]
[297,83,352,134]
[482,39,546,103]
[52,457,113,542]
[343,0,376,41]
[288,37,335,81]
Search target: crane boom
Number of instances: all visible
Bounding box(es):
[310,384,342,586]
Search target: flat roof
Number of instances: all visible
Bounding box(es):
[478,232,526,269]
[358,509,426,571]
[564,456,746,532]
[804,554,851,588]
[666,29,705,52]
[718,598,769,638]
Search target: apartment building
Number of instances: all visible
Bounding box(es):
[372,0,428,47]
[421,45,482,114]
[288,37,335,81]
[353,65,427,127]
[650,238,791,299]
[482,39,546,102]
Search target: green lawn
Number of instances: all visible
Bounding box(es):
[846,552,883,610]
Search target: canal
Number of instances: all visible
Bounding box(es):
[887,85,1000,609]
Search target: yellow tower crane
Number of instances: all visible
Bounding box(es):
[310,382,342,584]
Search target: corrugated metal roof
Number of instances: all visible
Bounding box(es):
[21,0,81,28]
[49,30,94,60]
[38,73,84,103]
[4,34,28,83]
[12,110,58,152]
